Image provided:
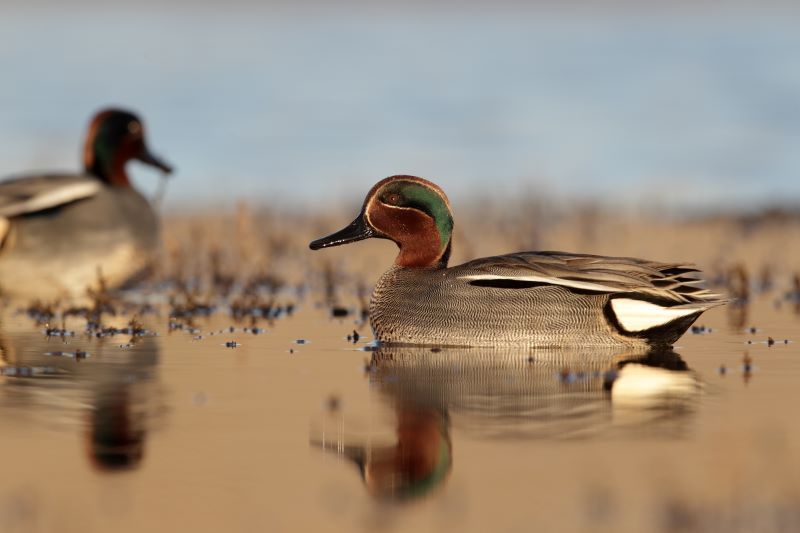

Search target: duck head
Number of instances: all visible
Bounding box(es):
[83,108,173,187]
[310,175,454,268]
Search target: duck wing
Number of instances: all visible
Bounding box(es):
[0,174,102,218]
[454,251,724,306]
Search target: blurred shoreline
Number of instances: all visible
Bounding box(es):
[160,200,800,297]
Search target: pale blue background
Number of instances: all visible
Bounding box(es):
[1,4,798,209]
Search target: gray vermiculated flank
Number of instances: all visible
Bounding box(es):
[0,174,159,297]
[4,180,158,261]
[369,251,724,348]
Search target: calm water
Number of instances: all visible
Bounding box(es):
[1,290,799,532]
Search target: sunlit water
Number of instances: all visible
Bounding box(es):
[1,290,799,532]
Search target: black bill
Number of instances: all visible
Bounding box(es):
[310,214,374,250]
[137,146,174,174]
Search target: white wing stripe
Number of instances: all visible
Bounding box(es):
[0,181,100,217]
[459,274,617,293]
[611,298,699,332]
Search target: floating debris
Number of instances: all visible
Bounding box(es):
[22,301,56,325]
[86,318,154,338]
[44,350,89,360]
[1,365,62,377]
[746,337,789,346]
[718,364,727,376]
[346,330,360,343]
[44,326,76,337]
[168,321,201,335]
[295,339,308,345]
[169,302,215,319]
[743,352,753,384]
[230,298,295,321]
[690,325,713,335]
[331,306,349,318]
[224,341,241,348]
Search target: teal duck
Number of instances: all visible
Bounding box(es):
[0,109,172,300]
[310,175,725,347]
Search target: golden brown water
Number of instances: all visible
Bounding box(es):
[1,288,799,533]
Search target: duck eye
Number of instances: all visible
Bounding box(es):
[128,121,142,135]
[384,193,402,206]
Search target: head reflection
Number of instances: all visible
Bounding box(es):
[315,405,452,501]
[88,388,147,471]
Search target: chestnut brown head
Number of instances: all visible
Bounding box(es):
[83,108,173,187]
[310,175,454,268]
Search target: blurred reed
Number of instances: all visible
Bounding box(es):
[157,200,800,304]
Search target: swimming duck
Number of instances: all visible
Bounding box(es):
[310,175,725,347]
[0,108,172,300]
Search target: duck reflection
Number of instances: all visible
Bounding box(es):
[88,387,148,470]
[314,404,451,501]
[726,264,750,332]
[313,345,699,501]
[370,345,699,439]
[0,319,162,472]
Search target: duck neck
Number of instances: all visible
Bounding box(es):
[85,141,133,187]
[395,235,451,269]
[89,154,131,187]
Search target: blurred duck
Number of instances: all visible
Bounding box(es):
[311,175,726,347]
[0,109,173,300]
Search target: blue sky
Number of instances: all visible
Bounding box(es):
[1,4,799,210]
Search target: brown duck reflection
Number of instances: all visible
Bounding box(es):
[314,404,451,501]
[86,378,151,471]
[0,320,162,472]
[313,344,699,501]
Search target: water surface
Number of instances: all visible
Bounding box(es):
[1,291,798,532]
